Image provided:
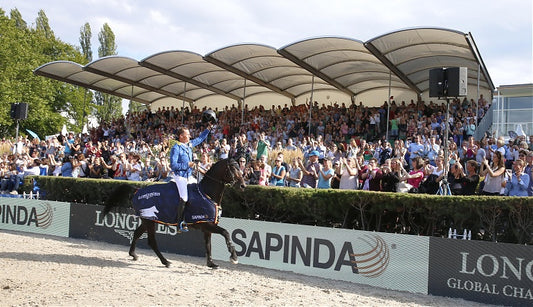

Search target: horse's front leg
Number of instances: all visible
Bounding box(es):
[203,231,218,268]
[208,224,238,265]
[144,219,171,267]
[219,226,239,264]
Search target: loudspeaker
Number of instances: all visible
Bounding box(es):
[10,103,17,119]
[429,68,445,97]
[446,67,468,97]
[10,103,28,120]
[428,67,468,97]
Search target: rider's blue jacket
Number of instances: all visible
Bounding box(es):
[170,129,210,178]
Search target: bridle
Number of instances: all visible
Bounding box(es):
[201,159,241,187]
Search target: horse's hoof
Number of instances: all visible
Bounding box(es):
[207,261,219,269]
[164,261,171,268]
[230,256,238,264]
[130,253,138,261]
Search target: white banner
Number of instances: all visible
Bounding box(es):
[212,218,429,294]
[0,198,70,237]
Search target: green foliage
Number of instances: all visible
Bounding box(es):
[0,8,90,138]
[26,175,533,244]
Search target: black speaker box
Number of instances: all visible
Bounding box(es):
[10,103,17,119]
[428,67,468,97]
[11,103,28,120]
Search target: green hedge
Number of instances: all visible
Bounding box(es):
[28,176,533,244]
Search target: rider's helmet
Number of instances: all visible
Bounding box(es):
[202,109,218,124]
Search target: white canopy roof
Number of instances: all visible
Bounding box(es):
[34,27,494,108]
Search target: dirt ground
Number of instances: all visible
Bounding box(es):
[0,230,487,306]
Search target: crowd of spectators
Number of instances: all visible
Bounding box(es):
[1,95,531,197]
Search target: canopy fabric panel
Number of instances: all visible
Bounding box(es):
[364,27,494,94]
[141,51,269,100]
[278,37,413,96]
[33,61,178,105]
[204,44,337,99]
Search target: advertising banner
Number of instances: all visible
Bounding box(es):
[70,203,206,257]
[428,237,533,306]
[0,198,69,237]
[211,218,429,294]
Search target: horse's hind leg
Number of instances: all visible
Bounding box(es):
[145,220,171,267]
[203,231,218,268]
[129,222,147,261]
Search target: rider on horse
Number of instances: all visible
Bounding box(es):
[170,110,217,232]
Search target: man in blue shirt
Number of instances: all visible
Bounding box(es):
[408,135,425,169]
[170,126,211,231]
[504,159,530,197]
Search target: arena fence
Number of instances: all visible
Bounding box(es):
[1,197,531,305]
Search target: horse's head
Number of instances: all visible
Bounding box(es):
[201,158,246,191]
[226,159,246,190]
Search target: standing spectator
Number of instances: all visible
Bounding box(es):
[317,159,334,189]
[361,157,383,191]
[298,151,320,188]
[286,157,302,188]
[407,135,424,167]
[480,151,506,195]
[88,156,105,178]
[338,157,359,190]
[401,157,425,190]
[504,159,530,196]
[270,157,286,187]
[256,132,270,160]
[127,154,142,181]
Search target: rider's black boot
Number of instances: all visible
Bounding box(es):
[177,198,188,232]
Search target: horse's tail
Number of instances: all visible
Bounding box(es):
[103,184,137,216]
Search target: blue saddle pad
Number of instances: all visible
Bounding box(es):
[132,182,218,225]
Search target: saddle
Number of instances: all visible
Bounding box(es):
[132,182,219,226]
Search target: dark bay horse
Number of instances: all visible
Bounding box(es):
[103,158,245,268]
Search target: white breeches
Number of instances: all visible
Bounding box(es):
[172,174,197,202]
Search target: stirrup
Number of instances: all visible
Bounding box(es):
[179,221,189,233]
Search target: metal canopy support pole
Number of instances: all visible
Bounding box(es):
[181,82,187,125]
[476,64,480,130]
[386,70,392,141]
[308,75,315,136]
[242,78,247,126]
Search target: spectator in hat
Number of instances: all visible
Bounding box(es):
[298,150,320,188]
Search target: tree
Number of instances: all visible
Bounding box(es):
[9,8,26,30]
[79,22,92,63]
[35,9,54,39]
[93,23,122,123]
[0,8,87,139]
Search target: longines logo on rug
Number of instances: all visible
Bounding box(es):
[0,203,53,228]
[231,229,390,277]
[94,210,177,242]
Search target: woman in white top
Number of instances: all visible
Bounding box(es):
[338,157,359,190]
[480,151,506,195]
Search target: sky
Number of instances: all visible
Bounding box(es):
[1,0,532,89]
